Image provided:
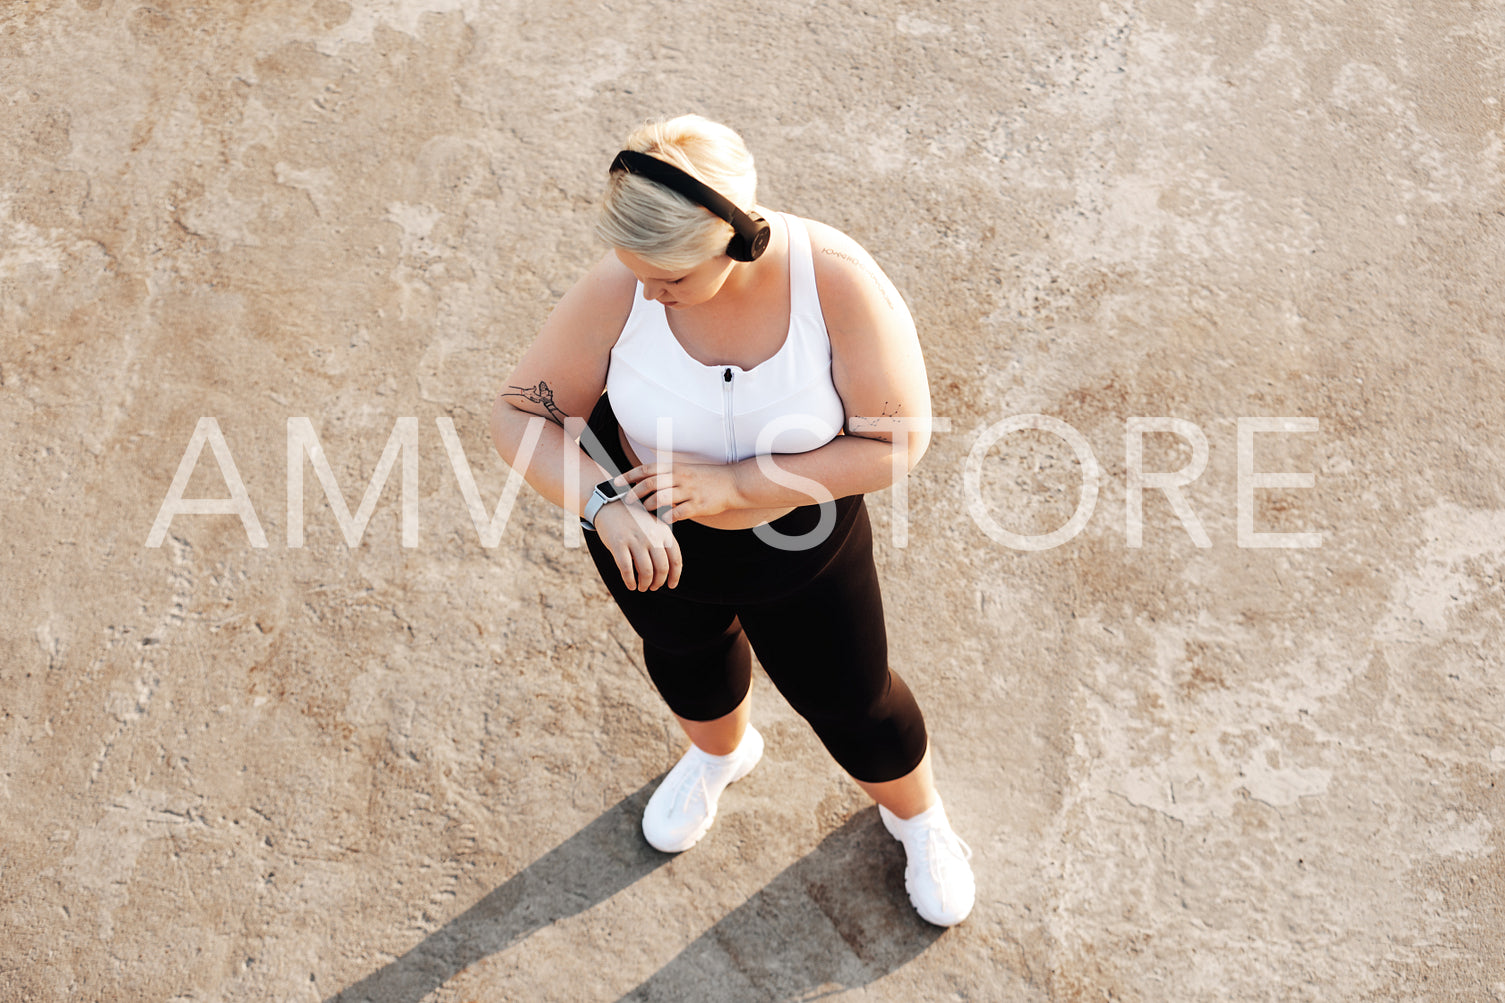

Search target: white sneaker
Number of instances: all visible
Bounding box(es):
[642,725,764,853]
[879,802,976,926]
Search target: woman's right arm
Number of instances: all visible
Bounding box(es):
[489,252,682,591]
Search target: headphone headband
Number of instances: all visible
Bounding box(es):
[609,150,770,262]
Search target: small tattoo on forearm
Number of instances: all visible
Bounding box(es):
[503,380,568,426]
[821,247,896,310]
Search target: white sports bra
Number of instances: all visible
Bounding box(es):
[606,213,846,466]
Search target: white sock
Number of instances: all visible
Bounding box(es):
[893,800,948,830]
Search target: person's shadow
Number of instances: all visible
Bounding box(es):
[326,788,942,1002]
[326,780,667,1003]
[617,809,943,1001]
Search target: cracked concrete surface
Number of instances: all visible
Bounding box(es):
[2,1,1503,1000]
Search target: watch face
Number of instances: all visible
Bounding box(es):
[596,478,628,501]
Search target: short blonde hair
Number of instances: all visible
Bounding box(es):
[595,115,758,270]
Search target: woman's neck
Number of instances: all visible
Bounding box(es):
[696,208,783,314]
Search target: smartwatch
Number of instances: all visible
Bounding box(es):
[580,478,631,532]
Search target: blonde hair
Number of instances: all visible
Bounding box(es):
[595,115,758,270]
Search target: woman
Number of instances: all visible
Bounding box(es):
[489,115,974,927]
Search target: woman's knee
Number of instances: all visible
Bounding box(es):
[644,627,752,721]
[803,694,930,784]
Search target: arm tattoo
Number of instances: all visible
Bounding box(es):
[502,380,569,427]
[848,402,902,435]
[820,247,896,311]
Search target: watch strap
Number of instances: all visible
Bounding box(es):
[580,478,629,531]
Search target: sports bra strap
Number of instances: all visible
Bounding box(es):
[783,214,822,321]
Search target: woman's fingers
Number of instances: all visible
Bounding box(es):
[632,538,657,591]
[665,535,683,589]
[640,549,658,591]
[648,538,672,590]
[629,476,693,521]
[597,482,701,587]
[621,522,677,591]
[620,464,732,523]
[621,463,666,486]
[628,471,672,502]
[613,544,637,591]
[644,488,683,517]
[596,501,682,591]
[636,533,678,591]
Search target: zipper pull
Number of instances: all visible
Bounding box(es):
[723,367,733,382]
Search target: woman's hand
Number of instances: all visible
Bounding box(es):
[593,497,683,592]
[620,462,748,524]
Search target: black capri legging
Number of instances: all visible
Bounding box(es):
[581,394,929,784]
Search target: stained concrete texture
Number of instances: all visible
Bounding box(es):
[2,1,1503,1000]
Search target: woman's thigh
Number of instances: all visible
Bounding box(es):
[735,502,889,713]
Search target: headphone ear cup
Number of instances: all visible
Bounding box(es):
[727,211,771,261]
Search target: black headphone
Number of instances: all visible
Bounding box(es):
[609,149,771,262]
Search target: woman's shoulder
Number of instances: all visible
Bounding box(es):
[541,249,639,346]
[793,216,910,330]
[574,249,640,315]
[789,215,864,261]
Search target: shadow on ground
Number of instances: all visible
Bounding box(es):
[327,779,669,1003]
[329,792,940,1003]
[618,809,944,1001]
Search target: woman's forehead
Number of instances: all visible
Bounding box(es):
[615,248,695,281]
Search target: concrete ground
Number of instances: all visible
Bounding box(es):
[3,1,1503,1000]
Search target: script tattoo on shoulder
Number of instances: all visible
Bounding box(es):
[820,247,896,311]
[503,380,569,426]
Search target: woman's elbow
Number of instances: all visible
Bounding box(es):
[900,430,931,474]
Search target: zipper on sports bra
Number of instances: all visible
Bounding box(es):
[722,367,735,463]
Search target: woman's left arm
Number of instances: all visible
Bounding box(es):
[622,221,933,521]
[736,219,935,502]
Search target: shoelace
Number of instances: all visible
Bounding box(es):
[668,750,735,814]
[914,825,974,882]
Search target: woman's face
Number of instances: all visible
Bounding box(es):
[615,248,736,310]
